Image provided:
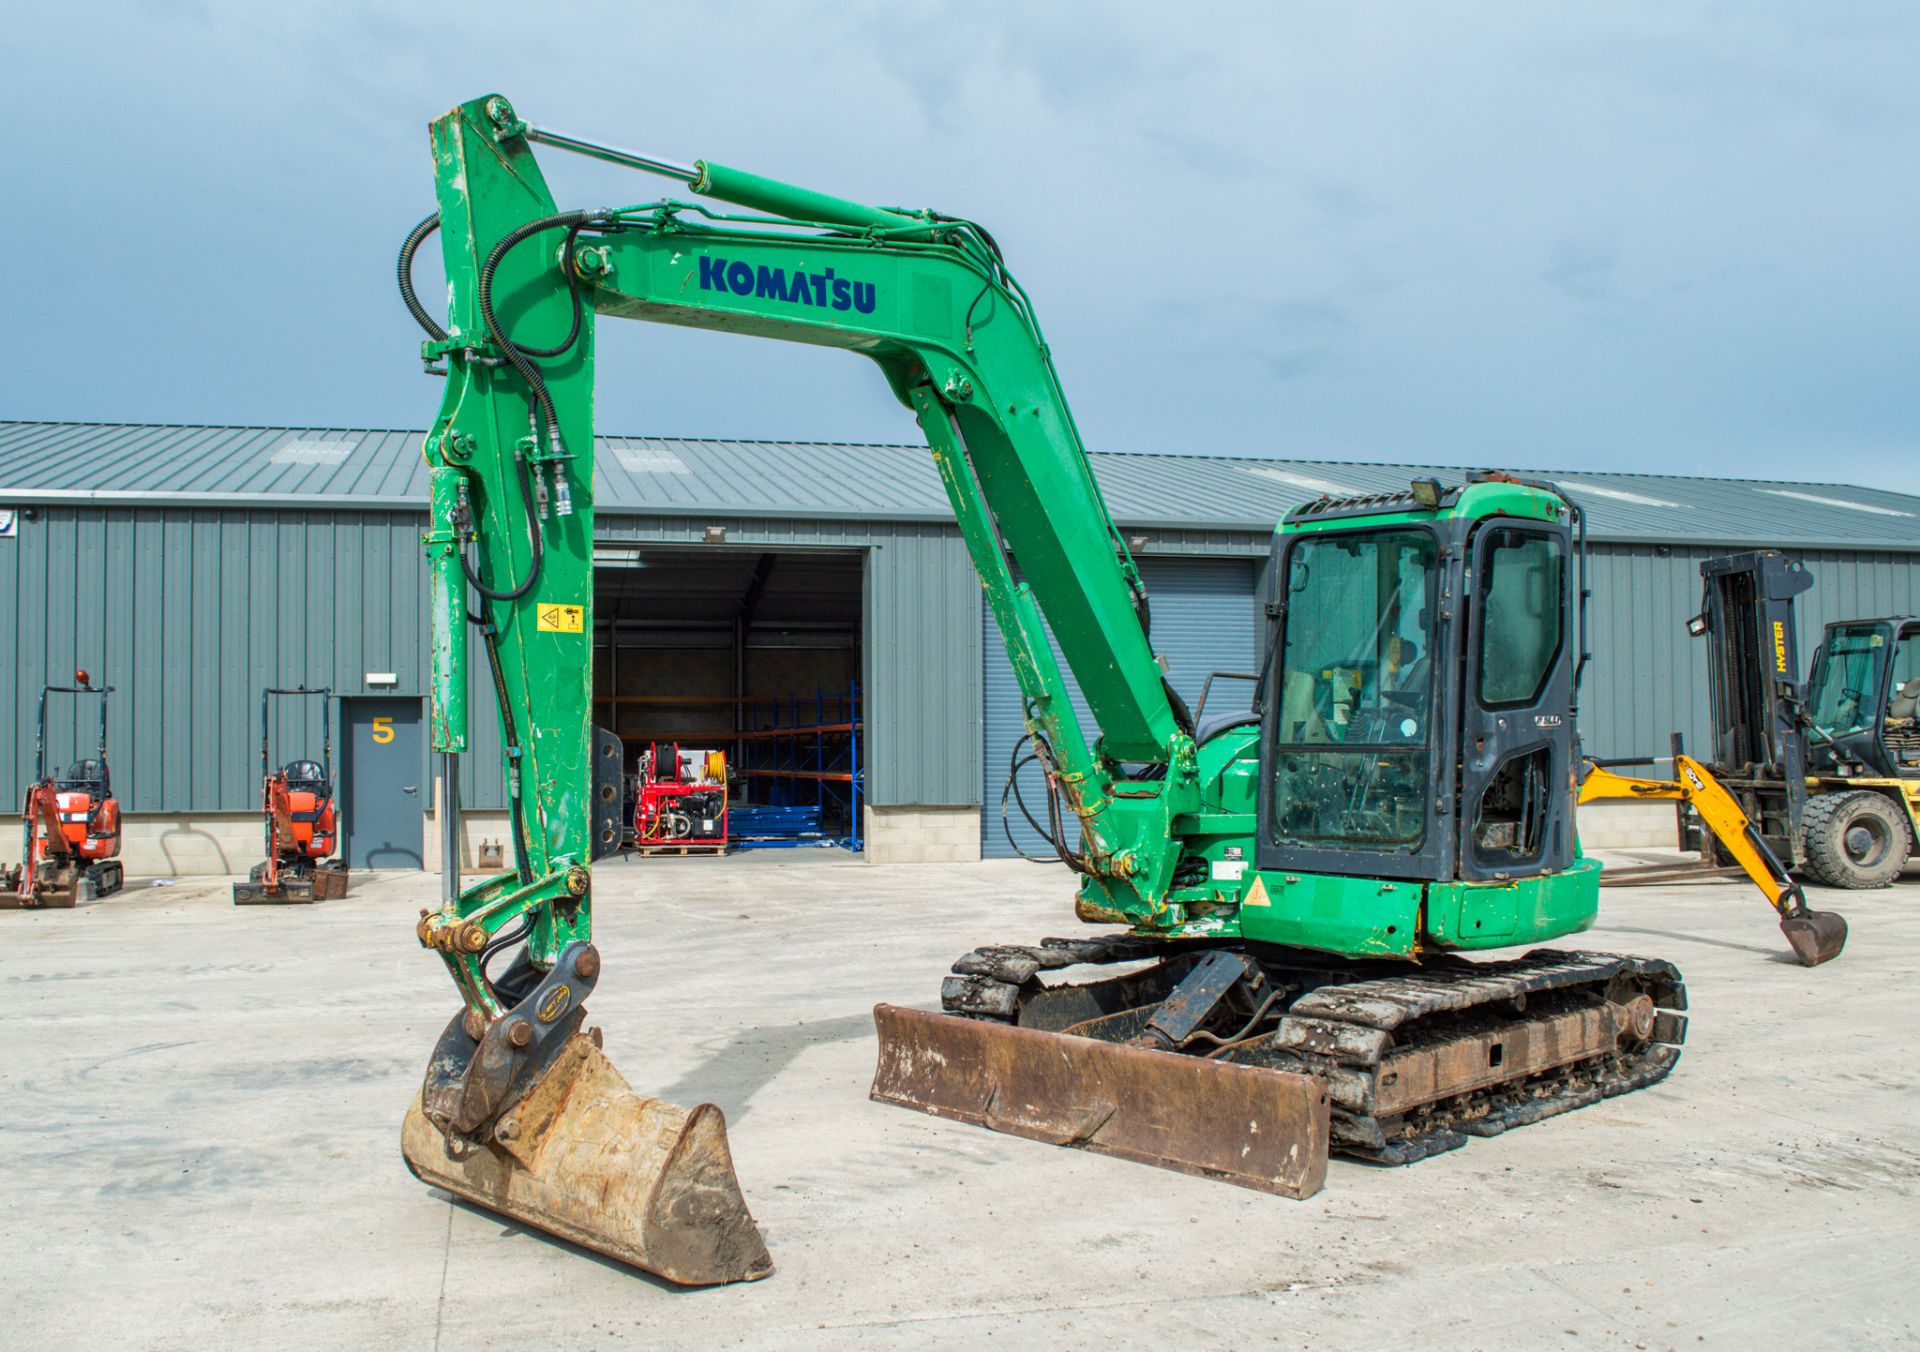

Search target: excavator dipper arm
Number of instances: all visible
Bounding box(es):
[1579,756,1847,964]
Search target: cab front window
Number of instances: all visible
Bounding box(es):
[1271,528,1436,848]
[1808,623,1892,739]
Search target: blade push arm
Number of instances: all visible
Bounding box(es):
[410,92,1204,1021]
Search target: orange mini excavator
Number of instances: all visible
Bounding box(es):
[1,671,124,908]
[233,686,349,905]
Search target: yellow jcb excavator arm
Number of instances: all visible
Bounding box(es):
[1579,756,1847,966]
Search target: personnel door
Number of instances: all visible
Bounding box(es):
[1456,523,1575,880]
[341,697,425,869]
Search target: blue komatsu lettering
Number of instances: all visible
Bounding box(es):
[756,266,789,302]
[707,257,871,310]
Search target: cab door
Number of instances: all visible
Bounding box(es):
[1456,521,1576,881]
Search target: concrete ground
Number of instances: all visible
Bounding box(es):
[4,851,1916,1351]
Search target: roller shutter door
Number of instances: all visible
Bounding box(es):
[982,556,1259,858]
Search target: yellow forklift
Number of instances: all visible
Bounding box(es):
[1582,551,1919,964]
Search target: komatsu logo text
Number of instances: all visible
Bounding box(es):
[697,257,876,314]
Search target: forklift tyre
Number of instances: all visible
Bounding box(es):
[1801,791,1910,889]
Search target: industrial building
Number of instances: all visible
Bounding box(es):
[4,418,1919,872]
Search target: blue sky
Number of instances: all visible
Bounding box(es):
[4,2,1913,490]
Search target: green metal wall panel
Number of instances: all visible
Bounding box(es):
[0,505,436,814]
[1582,544,1920,758]
[4,501,1917,823]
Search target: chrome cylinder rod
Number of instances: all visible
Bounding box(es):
[441,751,461,904]
[524,125,697,184]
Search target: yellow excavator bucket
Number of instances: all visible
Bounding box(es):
[401,1032,772,1286]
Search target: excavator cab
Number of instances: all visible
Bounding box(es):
[1260,481,1578,891]
[1799,617,1920,888]
[1807,619,1920,778]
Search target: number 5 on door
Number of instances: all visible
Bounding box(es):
[372,715,395,745]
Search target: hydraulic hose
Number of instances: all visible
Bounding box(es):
[474,617,535,889]
[1001,736,1062,863]
[457,451,542,603]
[398,212,448,342]
[476,209,599,445]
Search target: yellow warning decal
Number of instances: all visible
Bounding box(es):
[537,603,584,633]
[1243,874,1272,908]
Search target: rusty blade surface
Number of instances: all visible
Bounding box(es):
[0,882,77,909]
[870,1003,1329,1198]
[232,882,316,905]
[401,1033,772,1286]
[1781,909,1848,967]
[311,865,349,900]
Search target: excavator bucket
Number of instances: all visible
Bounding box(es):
[1781,909,1848,967]
[233,863,348,905]
[871,1003,1330,1197]
[401,1031,772,1286]
[233,880,309,905]
[0,866,80,909]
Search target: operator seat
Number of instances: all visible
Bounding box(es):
[284,759,328,788]
[1197,709,1260,744]
[1890,677,1920,722]
[58,759,109,795]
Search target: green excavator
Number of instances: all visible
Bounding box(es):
[399,94,1693,1287]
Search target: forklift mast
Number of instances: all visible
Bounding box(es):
[1695,551,1813,861]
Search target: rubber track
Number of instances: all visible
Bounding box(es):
[1250,949,1687,1164]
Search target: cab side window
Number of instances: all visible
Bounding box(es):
[1478,529,1565,708]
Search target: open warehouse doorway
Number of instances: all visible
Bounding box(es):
[592,544,865,854]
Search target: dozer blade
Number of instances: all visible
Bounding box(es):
[233,880,315,905]
[310,864,349,900]
[870,1003,1330,1198]
[401,1031,772,1286]
[0,879,79,909]
[1781,909,1848,967]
